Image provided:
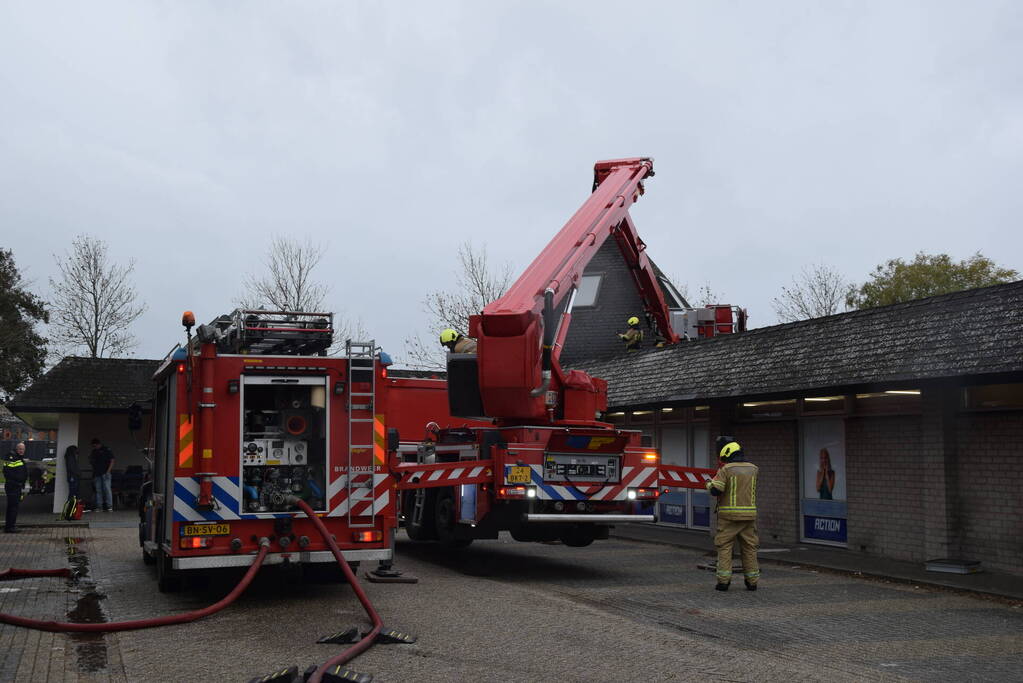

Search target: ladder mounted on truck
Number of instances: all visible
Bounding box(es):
[346,340,380,529]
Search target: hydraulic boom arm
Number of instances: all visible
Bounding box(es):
[465,157,679,423]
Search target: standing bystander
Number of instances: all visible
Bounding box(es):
[89,437,115,511]
[3,442,29,532]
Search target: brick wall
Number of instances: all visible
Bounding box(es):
[845,415,925,562]
[731,420,799,544]
[955,411,1023,574]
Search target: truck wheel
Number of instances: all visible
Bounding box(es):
[156,550,181,593]
[404,489,438,541]
[560,528,596,548]
[435,489,472,548]
[142,548,156,566]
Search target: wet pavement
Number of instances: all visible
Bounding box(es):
[2,494,1022,682]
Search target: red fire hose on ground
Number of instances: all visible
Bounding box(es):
[0,498,385,681]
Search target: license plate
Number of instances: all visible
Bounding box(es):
[181,523,230,537]
[507,466,532,484]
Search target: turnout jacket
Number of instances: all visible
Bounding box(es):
[3,450,28,486]
[452,337,477,353]
[705,460,758,520]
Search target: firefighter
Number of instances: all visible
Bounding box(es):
[705,436,760,591]
[439,328,477,354]
[3,442,28,533]
[617,316,644,351]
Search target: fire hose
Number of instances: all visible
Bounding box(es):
[0,498,384,681]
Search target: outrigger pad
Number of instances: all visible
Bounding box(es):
[248,665,300,683]
[316,626,360,645]
[367,627,417,645]
[312,664,373,682]
[364,569,418,584]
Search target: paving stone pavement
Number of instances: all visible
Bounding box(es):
[0,526,129,682]
[1,523,1021,682]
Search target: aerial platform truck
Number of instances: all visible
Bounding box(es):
[140,309,461,591]
[392,158,718,548]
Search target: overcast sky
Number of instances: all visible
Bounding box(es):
[2,1,1021,363]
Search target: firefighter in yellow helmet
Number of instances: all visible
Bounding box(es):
[705,436,760,591]
[439,328,477,354]
[617,316,643,351]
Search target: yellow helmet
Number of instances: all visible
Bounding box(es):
[627,316,640,326]
[439,329,459,345]
[715,436,742,460]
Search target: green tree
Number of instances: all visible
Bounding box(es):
[0,249,49,401]
[846,252,1018,309]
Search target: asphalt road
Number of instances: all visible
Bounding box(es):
[4,525,1023,682]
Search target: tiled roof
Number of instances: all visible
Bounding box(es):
[9,357,161,413]
[573,281,1023,407]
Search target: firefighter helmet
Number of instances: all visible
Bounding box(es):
[439,329,459,345]
[627,316,640,326]
[715,436,741,460]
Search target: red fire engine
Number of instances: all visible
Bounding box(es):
[392,157,719,547]
[140,310,455,591]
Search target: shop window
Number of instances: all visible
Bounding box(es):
[963,383,1023,410]
[605,411,627,425]
[692,405,709,421]
[800,417,847,547]
[659,425,688,466]
[737,399,796,420]
[854,391,920,415]
[801,395,846,414]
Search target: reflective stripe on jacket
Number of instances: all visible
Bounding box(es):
[619,328,643,350]
[706,461,758,520]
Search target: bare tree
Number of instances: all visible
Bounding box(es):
[402,241,513,369]
[240,235,329,312]
[239,235,365,352]
[49,235,146,358]
[772,262,850,323]
[674,279,724,306]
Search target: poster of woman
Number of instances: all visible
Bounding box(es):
[802,418,846,501]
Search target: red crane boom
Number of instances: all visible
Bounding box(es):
[465,157,679,423]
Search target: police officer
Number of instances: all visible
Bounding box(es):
[439,328,477,353]
[617,316,644,351]
[3,442,29,533]
[705,436,760,591]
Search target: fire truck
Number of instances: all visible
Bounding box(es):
[392,157,721,548]
[140,310,438,592]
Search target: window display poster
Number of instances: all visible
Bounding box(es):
[802,417,847,544]
[802,418,846,501]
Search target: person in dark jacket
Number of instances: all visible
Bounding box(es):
[89,438,115,511]
[64,445,81,497]
[4,442,29,533]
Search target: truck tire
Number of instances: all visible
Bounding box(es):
[560,527,596,547]
[156,549,181,593]
[142,548,156,566]
[404,489,438,541]
[435,488,472,548]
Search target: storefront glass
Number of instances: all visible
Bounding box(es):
[800,417,847,545]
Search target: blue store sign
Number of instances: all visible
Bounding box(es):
[801,499,848,545]
[803,515,847,543]
[658,491,687,525]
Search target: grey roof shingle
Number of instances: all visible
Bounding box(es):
[573,281,1023,407]
[9,357,161,413]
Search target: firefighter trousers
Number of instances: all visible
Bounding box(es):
[714,517,760,586]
